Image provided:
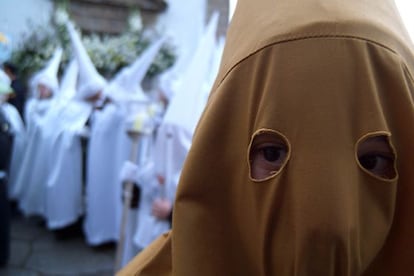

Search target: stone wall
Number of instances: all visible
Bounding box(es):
[69,0,139,34]
[69,0,229,36]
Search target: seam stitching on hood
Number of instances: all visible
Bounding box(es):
[216,34,401,90]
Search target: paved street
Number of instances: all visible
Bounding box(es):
[0,207,116,276]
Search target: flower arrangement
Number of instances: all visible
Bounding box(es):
[9,6,176,84]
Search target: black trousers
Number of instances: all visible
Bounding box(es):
[0,177,10,266]
[0,108,12,266]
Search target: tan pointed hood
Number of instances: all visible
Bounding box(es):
[218,0,414,86]
[119,0,414,275]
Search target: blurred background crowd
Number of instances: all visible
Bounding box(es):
[0,0,229,274]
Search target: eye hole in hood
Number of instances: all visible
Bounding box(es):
[248,129,290,182]
[356,132,398,181]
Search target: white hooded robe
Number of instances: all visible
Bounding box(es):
[84,37,166,246]
[133,12,222,250]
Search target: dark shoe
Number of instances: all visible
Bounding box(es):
[53,218,84,240]
[137,0,168,13]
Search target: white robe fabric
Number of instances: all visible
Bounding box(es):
[133,126,183,250]
[84,103,130,245]
[24,98,52,132]
[2,102,26,200]
[132,12,224,250]
[44,100,93,229]
[17,98,55,216]
[84,37,165,246]
[38,59,95,229]
[17,58,95,228]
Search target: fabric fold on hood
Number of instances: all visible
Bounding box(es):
[118,0,414,275]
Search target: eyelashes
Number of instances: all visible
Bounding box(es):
[356,134,397,180]
[248,130,397,182]
[248,130,290,181]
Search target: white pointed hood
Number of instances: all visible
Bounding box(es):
[157,0,207,101]
[228,0,238,23]
[153,12,220,178]
[58,58,78,101]
[30,47,62,97]
[105,36,166,103]
[66,21,106,100]
[161,11,219,134]
[395,1,414,44]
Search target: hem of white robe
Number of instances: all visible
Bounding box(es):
[47,215,82,230]
[84,235,119,246]
[19,203,45,218]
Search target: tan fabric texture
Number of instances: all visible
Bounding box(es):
[117,233,172,275]
[118,0,414,275]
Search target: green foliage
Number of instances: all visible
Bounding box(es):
[10,25,60,82]
[9,8,176,84]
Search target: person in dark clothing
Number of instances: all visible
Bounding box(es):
[0,111,12,267]
[3,62,26,120]
[0,80,14,267]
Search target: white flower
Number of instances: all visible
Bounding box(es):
[128,11,143,32]
[54,8,69,25]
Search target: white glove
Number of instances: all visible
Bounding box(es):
[119,160,138,183]
[75,126,90,138]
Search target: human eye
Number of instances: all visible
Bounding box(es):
[249,130,289,181]
[357,135,397,180]
[255,144,286,164]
